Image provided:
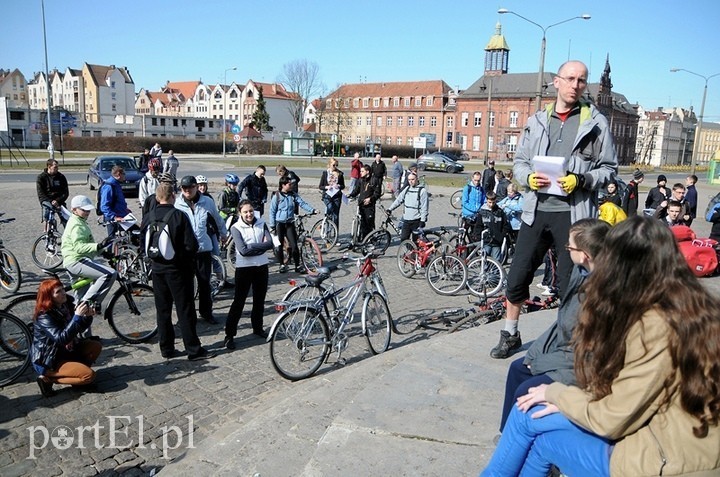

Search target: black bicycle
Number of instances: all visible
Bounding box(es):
[0,310,31,387]
[0,215,22,294]
[31,206,64,271]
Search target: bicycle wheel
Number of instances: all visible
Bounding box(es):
[450,190,463,210]
[426,254,467,296]
[0,248,22,294]
[3,293,37,326]
[309,219,339,252]
[362,292,392,354]
[466,256,506,297]
[226,239,237,270]
[299,238,323,273]
[106,283,158,344]
[396,239,418,278]
[283,284,338,314]
[209,254,226,298]
[361,229,391,255]
[0,311,32,387]
[31,231,63,270]
[447,310,499,333]
[269,306,330,381]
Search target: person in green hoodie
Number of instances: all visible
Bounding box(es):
[61,195,117,311]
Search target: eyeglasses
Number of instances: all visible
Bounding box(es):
[564,243,583,252]
[556,75,588,86]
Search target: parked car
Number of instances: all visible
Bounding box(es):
[442,151,470,162]
[416,152,466,174]
[87,155,144,197]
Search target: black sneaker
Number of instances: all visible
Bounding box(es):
[161,349,177,359]
[188,347,216,361]
[252,329,268,339]
[490,330,522,359]
[223,336,236,350]
[36,376,55,397]
[295,267,307,275]
[202,314,218,325]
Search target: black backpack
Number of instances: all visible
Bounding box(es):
[144,209,175,260]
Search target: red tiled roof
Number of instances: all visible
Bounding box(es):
[163,81,201,100]
[328,80,451,99]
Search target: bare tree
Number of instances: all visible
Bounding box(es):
[278,59,323,130]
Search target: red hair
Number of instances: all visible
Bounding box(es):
[33,278,63,320]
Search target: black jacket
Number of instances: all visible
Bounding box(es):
[348,176,380,209]
[476,205,511,246]
[36,169,69,206]
[645,185,670,210]
[31,298,93,372]
[239,174,268,206]
[141,204,198,273]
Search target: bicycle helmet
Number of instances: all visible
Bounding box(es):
[225,173,240,185]
[148,158,162,172]
[195,175,208,184]
[158,172,176,184]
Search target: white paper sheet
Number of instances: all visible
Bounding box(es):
[533,156,568,197]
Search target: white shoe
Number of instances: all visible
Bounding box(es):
[541,288,557,296]
[536,283,548,290]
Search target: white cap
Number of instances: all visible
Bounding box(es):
[70,195,94,211]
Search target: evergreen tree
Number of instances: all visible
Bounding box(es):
[251,86,272,132]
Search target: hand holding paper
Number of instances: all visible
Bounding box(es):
[528,173,550,191]
[557,172,585,194]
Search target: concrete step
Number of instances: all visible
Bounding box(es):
[160,308,557,476]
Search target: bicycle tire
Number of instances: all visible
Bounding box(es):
[417,308,467,331]
[269,306,330,381]
[0,248,22,294]
[226,238,237,270]
[283,284,338,314]
[362,292,392,355]
[299,238,323,273]
[31,231,63,271]
[310,219,339,252]
[209,254,226,298]
[447,309,499,333]
[425,254,467,296]
[396,239,418,278]
[106,283,158,344]
[450,189,463,210]
[446,234,471,260]
[361,229,391,255]
[3,293,37,326]
[0,311,32,387]
[466,256,505,297]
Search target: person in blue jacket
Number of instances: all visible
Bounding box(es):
[268,175,316,273]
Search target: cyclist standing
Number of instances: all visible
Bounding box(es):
[217,173,241,221]
[36,158,69,229]
[386,172,429,241]
[348,165,381,240]
[100,166,133,238]
[238,165,269,216]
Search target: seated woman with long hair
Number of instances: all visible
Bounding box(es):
[31,278,102,397]
[481,216,720,476]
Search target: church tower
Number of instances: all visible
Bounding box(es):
[484,22,510,76]
[597,54,613,107]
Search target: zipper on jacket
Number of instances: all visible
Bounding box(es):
[648,424,667,475]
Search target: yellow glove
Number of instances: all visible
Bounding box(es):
[528,173,543,191]
[558,172,585,194]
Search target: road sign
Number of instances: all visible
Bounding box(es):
[231,124,241,134]
[413,137,427,149]
[233,134,242,143]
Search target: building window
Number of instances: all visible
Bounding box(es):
[357,116,362,126]
[326,99,332,109]
[377,116,383,127]
[387,116,392,127]
[366,116,371,126]
[404,97,411,107]
[472,135,481,151]
[426,96,433,106]
[397,136,402,145]
[373,98,380,107]
[507,135,518,153]
[447,116,454,128]
[408,116,415,127]
[415,97,422,107]
[430,116,437,127]
[346,118,352,126]
[419,116,425,127]
[488,136,494,151]
[111,81,116,88]
[509,111,519,128]
[356,135,361,143]
[383,98,390,107]
[344,98,350,108]
[363,98,369,108]
[112,104,117,112]
[353,98,359,108]
[461,112,469,127]
[393,97,400,107]
[474,112,482,127]
[386,136,392,144]
[398,116,403,127]
[407,137,413,145]
[490,112,495,127]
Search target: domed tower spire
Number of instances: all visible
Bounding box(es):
[485,22,510,76]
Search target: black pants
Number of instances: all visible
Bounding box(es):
[194,252,213,318]
[505,211,572,304]
[359,206,376,240]
[225,264,269,336]
[276,222,299,267]
[499,357,555,432]
[152,269,201,356]
[400,219,421,242]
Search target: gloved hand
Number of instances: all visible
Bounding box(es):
[101,250,114,260]
[528,173,544,191]
[419,221,426,228]
[558,172,585,194]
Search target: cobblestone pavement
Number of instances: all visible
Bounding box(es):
[0,175,482,476]
[2,165,718,476]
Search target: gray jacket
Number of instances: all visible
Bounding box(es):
[175,193,227,253]
[523,266,585,385]
[389,185,429,222]
[514,101,617,226]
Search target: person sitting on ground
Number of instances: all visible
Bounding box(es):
[482,216,720,477]
[496,219,610,434]
[31,278,101,397]
[61,195,117,312]
[268,175,317,274]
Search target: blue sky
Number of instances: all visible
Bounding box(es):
[4,0,720,121]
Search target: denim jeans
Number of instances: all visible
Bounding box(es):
[481,406,612,477]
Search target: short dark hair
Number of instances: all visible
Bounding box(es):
[672,183,685,191]
[570,218,610,259]
[667,200,683,209]
[46,159,58,168]
[278,175,292,190]
[485,191,497,200]
[238,199,254,211]
[688,174,698,184]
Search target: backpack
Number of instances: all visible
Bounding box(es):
[144,209,175,260]
[705,192,720,222]
[95,182,106,216]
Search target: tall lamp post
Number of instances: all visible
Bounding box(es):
[670,68,720,175]
[41,0,54,159]
[222,66,237,158]
[498,9,591,111]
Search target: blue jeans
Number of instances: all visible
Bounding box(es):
[481,406,612,477]
[323,194,342,229]
[499,358,554,432]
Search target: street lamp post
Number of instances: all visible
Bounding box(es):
[498,9,591,111]
[41,0,54,159]
[670,68,720,175]
[222,66,237,158]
